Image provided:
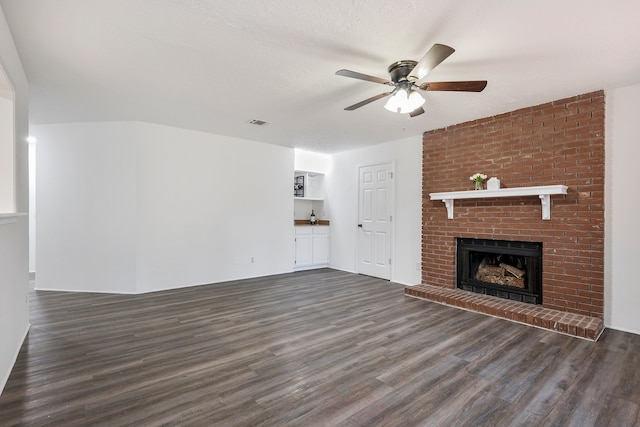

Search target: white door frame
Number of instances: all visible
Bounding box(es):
[356,160,395,280]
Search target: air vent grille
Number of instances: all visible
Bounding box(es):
[248,119,269,126]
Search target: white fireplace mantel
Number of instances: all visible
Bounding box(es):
[429,185,568,220]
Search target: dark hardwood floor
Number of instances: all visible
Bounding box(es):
[1,269,639,426]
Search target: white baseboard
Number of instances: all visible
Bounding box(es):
[604,324,640,336]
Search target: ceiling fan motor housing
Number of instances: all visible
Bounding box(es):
[388,60,418,83]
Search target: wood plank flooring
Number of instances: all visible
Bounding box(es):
[1,269,639,426]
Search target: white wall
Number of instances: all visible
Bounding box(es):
[0,93,13,212]
[134,122,293,293]
[34,122,138,293]
[28,140,35,272]
[0,6,29,395]
[33,121,294,294]
[327,136,422,286]
[605,83,640,335]
[294,148,331,174]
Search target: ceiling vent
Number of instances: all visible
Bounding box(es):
[248,119,270,126]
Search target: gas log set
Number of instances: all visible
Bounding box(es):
[475,255,526,289]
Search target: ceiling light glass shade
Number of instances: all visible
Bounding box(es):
[384,88,407,113]
[407,90,425,110]
[384,88,424,114]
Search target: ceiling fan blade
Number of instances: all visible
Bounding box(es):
[344,92,393,110]
[418,81,488,92]
[336,69,394,86]
[409,44,455,81]
[409,107,425,118]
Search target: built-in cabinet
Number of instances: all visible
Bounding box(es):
[294,170,326,223]
[293,170,329,270]
[294,171,325,200]
[294,226,329,270]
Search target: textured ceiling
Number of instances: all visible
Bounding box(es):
[2,0,640,153]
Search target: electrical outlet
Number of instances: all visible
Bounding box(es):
[251,257,255,263]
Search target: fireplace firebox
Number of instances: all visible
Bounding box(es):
[456,238,542,304]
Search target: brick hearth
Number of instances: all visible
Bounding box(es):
[405,284,604,341]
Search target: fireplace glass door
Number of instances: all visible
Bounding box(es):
[456,238,542,304]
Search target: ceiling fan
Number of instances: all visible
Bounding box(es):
[336,44,487,117]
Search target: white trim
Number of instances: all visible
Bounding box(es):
[33,287,138,295]
[293,263,329,271]
[0,212,27,226]
[604,325,640,336]
[294,197,323,201]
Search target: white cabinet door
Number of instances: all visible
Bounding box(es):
[312,232,329,265]
[295,232,313,267]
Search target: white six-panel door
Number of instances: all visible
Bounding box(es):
[358,163,392,280]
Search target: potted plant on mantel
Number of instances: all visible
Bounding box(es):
[470,173,487,190]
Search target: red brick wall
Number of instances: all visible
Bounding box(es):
[422,91,605,318]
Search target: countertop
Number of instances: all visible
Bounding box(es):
[294,219,330,226]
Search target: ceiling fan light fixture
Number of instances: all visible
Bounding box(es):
[384,88,424,114]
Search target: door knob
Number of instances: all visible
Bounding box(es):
[358,224,363,228]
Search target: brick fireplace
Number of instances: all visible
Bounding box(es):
[406,91,605,340]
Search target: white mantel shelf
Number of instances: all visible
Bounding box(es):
[429,185,568,220]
